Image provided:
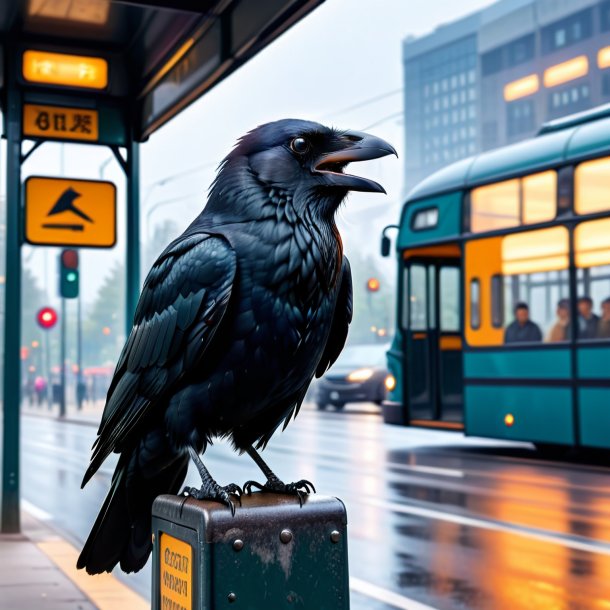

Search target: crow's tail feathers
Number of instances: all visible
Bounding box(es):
[77,450,189,575]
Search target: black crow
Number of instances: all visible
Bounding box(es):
[77,119,395,575]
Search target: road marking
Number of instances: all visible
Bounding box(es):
[367,498,610,556]
[21,499,52,521]
[350,577,439,610]
[36,538,148,610]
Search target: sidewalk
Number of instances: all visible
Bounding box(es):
[21,400,103,426]
[0,510,148,610]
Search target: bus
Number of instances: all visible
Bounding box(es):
[381,104,610,450]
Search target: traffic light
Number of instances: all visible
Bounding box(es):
[59,249,79,298]
[36,306,58,330]
[366,277,380,292]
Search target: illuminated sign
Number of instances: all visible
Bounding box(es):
[22,50,108,89]
[23,104,98,142]
[503,74,539,102]
[543,56,588,88]
[159,534,192,610]
[25,177,116,247]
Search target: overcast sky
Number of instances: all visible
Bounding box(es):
[22,0,496,307]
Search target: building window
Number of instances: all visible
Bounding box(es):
[482,121,498,150]
[602,0,610,32]
[507,99,535,137]
[542,8,593,54]
[603,74,610,96]
[547,83,590,118]
[482,34,535,76]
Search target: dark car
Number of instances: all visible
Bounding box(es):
[315,343,390,410]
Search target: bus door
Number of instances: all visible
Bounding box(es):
[406,256,463,425]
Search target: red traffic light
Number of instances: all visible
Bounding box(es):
[366,278,380,292]
[37,306,58,330]
[61,249,78,269]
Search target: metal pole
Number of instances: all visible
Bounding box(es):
[59,296,66,418]
[126,138,140,337]
[1,57,22,534]
[76,287,82,410]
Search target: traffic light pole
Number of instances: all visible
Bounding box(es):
[59,296,66,418]
[2,63,22,533]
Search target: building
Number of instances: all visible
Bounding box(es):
[403,0,610,193]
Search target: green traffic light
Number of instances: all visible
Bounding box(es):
[67,271,77,282]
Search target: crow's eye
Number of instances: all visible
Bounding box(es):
[290,137,310,154]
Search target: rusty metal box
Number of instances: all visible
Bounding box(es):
[151,493,349,610]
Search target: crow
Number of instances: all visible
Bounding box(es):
[77,119,395,575]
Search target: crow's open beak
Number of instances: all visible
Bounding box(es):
[314,130,397,193]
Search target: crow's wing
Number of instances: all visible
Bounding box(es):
[315,257,353,378]
[82,233,236,486]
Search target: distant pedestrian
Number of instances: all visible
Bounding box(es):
[504,302,542,344]
[34,376,47,406]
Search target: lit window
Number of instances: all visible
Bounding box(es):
[575,157,610,214]
[544,56,589,88]
[412,207,439,230]
[471,179,520,233]
[504,74,539,101]
[522,171,556,225]
[575,218,610,268]
[598,46,610,69]
[502,227,569,275]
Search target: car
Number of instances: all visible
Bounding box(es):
[315,343,391,411]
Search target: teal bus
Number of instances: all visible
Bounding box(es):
[381,105,610,450]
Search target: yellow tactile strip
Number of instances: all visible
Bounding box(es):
[37,538,148,610]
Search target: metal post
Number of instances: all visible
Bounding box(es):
[125,138,140,337]
[76,287,82,410]
[1,63,22,534]
[59,296,66,418]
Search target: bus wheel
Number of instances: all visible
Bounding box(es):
[316,402,328,411]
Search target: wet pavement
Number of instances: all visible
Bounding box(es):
[20,403,610,610]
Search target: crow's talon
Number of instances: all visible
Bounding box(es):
[241,478,315,505]
[181,484,241,515]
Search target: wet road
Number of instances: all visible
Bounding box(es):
[20,405,610,610]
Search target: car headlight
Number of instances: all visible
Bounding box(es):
[347,368,374,382]
[384,374,396,391]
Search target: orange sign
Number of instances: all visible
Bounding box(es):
[25,177,116,247]
[23,104,98,142]
[22,50,108,89]
[159,533,192,610]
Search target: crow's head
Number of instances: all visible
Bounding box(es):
[209,119,396,219]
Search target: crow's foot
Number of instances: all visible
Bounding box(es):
[182,483,242,516]
[243,476,315,506]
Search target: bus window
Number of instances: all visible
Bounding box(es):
[491,274,504,328]
[471,179,520,233]
[401,267,409,329]
[575,219,610,340]
[575,157,610,215]
[440,267,460,331]
[522,171,556,224]
[501,228,569,343]
[410,265,427,330]
[471,171,557,233]
[470,279,480,329]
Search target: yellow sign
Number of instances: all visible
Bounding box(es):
[23,104,98,142]
[22,50,108,90]
[25,177,116,247]
[160,533,192,610]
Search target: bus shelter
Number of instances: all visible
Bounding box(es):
[0,0,324,533]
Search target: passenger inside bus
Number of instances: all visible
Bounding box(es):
[546,298,570,343]
[599,297,610,339]
[504,302,542,344]
[577,296,600,339]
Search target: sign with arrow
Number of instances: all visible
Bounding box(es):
[24,176,116,247]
